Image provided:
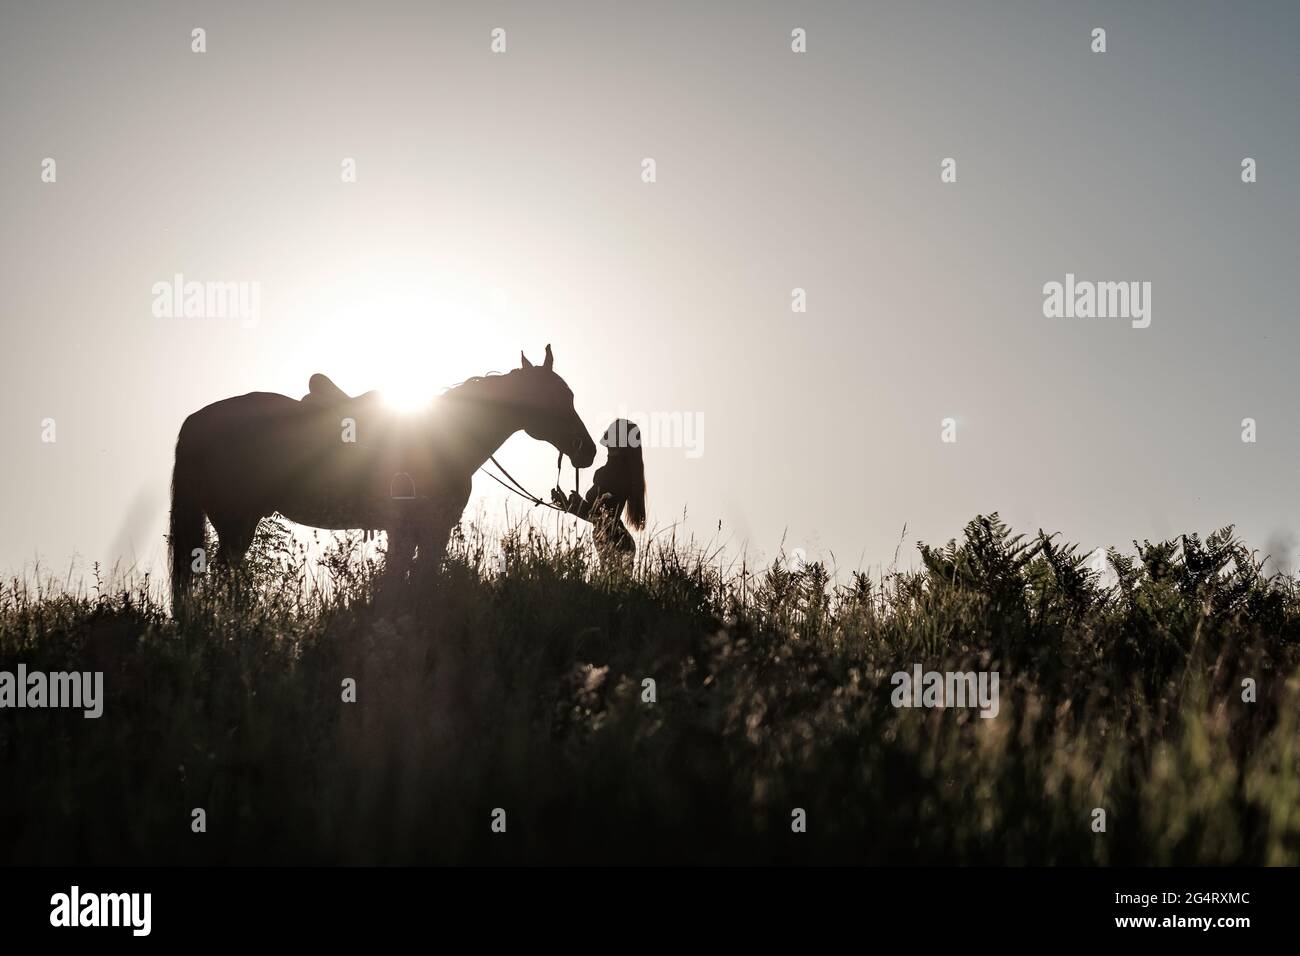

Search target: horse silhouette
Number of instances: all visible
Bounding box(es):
[169,345,597,604]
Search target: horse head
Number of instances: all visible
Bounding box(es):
[516,344,598,468]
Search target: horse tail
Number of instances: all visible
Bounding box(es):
[169,419,206,608]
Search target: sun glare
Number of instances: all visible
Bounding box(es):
[292,264,521,416]
[381,384,432,412]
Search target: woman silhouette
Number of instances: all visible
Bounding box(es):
[552,419,646,565]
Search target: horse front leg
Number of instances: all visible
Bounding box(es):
[412,494,468,584]
[382,522,418,592]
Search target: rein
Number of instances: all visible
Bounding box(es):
[482,455,579,513]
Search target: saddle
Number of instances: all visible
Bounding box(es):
[300,373,383,411]
[300,374,425,526]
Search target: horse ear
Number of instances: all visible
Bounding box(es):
[520,350,534,369]
[543,344,553,370]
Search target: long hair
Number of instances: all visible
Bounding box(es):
[601,419,646,530]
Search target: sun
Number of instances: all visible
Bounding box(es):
[380,381,433,412]
[292,264,519,414]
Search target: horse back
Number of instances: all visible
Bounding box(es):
[177,392,333,492]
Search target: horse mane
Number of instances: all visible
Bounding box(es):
[438,370,515,402]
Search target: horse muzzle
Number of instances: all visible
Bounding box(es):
[569,436,597,469]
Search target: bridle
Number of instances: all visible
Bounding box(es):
[433,370,586,512]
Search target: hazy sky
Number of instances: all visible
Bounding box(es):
[3,0,1299,583]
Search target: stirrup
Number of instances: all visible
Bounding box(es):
[390,472,417,500]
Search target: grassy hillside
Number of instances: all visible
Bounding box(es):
[2,514,1297,864]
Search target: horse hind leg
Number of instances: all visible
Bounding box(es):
[211,515,260,568]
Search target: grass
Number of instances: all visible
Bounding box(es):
[1,513,1297,864]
